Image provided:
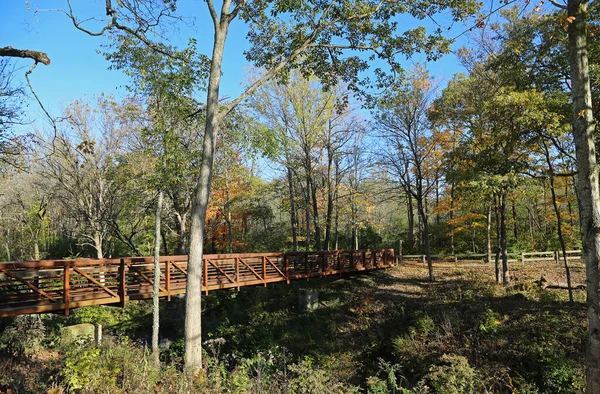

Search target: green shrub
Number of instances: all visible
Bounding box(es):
[287,357,360,394]
[425,354,477,394]
[0,315,46,357]
[530,348,585,394]
[478,307,502,336]
[61,338,159,393]
[412,312,435,337]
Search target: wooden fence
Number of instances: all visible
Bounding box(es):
[398,250,583,266]
[0,249,394,318]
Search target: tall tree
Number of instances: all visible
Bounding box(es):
[61,0,481,372]
[375,67,443,282]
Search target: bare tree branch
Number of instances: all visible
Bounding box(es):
[0,46,50,66]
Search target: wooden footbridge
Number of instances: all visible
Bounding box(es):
[0,249,394,318]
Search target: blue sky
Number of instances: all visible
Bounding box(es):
[2,0,474,128]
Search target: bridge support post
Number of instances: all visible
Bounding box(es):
[119,259,127,308]
[63,261,70,316]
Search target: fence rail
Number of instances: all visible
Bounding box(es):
[0,249,394,318]
[398,250,583,266]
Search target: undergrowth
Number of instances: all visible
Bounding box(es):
[0,263,587,393]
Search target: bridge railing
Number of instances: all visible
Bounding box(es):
[0,249,394,317]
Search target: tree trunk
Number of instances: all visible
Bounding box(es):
[500,192,510,284]
[543,143,574,303]
[435,177,440,225]
[33,236,40,261]
[407,191,415,253]
[174,212,188,254]
[310,174,321,251]
[152,190,163,368]
[185,18,230,374]
[512,200,518,240]
[494,196,501,284]
[566,0,600,389]
[486,205,492,264]
[224,171,233,254]
[4,229,10,261]
[324,152,334,251]
[450,184,455,256]
[94,229,103,259]
[304,180,311,252]
[287,167,298,251]
[418,201,434,282]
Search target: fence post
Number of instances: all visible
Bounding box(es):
[284,254,290,284]
[63,261,70,316]
[521,252,525,267]
[305,253,309,277]
[422,255,426,265]
[235,257,240,290]
[555,250,560,265]
[262,256,267,287]
[203,258,209,295]
[119,258,127,308]
[166,261,171,301]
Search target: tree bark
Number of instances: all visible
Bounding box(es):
[418,200,434,282]
[310,174,321,250]
[224,170,233,254]
[566,0,600,389]
[512,200,518,241]
[152,190,163,368]
[324,148,334,251]
[287,167,298,251]
[486,205,492,264]
[0,46,50,65]
[450,184,455,256]
[93,229,103,259]
[303,180,311,251]
[33,237,40,261]
[543,143,574,303]
[494,196,501,284]
[500,192,510,284]
[407,191,415,253]
[185,12,230,374]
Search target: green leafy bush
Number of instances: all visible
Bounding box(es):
[0,315,46,357]
[478,307,502,336]
[61,338,159,393]
[425,354,477,394]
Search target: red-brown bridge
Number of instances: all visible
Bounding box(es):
[0,249,394,318]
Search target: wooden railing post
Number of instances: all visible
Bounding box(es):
[235,257,240,290]
[262,256,267,287]
[119,258,127,308]
[64,261,70,316]
[362,250,367,268]
[166,260,171,301]
[203,258,209,295]
[285,254,290,284]
[521,252,525,267]
[305,253,309,277]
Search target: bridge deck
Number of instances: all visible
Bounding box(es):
[0,249,394,317]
